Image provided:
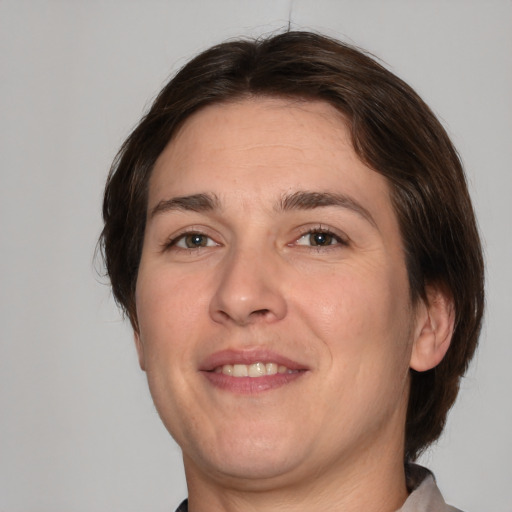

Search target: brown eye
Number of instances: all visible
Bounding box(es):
[309,232,334,246]
[174,233,216,249]
[185,234,207,248]
[296,230,342,247]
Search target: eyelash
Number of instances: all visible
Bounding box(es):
[164,231,218,251]
[294,226,348,249]
[163,226,348,252]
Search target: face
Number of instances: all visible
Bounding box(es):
[135,98,421,490]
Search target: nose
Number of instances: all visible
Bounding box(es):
[209,245,287,326]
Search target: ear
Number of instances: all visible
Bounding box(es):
[410,284,455,372]
[134,330,146,372]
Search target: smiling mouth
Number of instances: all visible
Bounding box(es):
[213,362,299,377]
[201,349,307,393]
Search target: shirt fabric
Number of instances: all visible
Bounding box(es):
[174,464,462,512]
[399,464,462,512]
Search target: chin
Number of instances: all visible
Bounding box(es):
[202,455,304,486]
[184,428,309,484]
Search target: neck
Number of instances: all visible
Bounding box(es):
[184,443,408,512]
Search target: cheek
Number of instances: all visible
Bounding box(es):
[301,266,412,429]
[291,259,413,364]
[134,267,210,437]
[301,272,386,328]
[135,266,210,360]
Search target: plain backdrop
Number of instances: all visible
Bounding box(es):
[1,1,511,511]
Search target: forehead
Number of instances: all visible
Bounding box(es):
[150,97,388,195]
[149,97,394,225]
[169,96,349,151]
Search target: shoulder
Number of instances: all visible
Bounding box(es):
[400,464,463,512]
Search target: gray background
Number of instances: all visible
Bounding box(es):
[1,1,511,511]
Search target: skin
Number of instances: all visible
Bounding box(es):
[134,97,453,512]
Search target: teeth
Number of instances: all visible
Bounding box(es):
[221,365,233,376]
[213,362,297,377]
[266,363,277,375]
[248,362,266,377]
[233,364,248,377]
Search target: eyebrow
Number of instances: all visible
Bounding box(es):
[149,190,376,227]
[149,193,220,219]
[279,191,376,227]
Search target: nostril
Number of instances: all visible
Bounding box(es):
[252,309,270,317]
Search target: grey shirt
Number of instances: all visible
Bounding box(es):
[398,464,462,512]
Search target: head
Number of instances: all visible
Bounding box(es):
[100,31,484,462]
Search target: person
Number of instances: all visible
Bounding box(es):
[100,31,484,512]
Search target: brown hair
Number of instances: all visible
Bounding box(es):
[100,31,484,461]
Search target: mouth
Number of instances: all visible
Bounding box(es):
[200,349,308,393]
[213,362,299,377]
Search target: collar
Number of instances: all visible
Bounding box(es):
[399,464,462,512]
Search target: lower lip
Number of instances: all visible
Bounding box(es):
[201,371,307,394]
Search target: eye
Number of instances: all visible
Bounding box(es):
[172,232,217,249]
[296,230,346,247]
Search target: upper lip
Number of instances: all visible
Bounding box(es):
[199,348,309,372]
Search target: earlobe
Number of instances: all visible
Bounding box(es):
[134,330,146,372]
[410,285,455,372]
